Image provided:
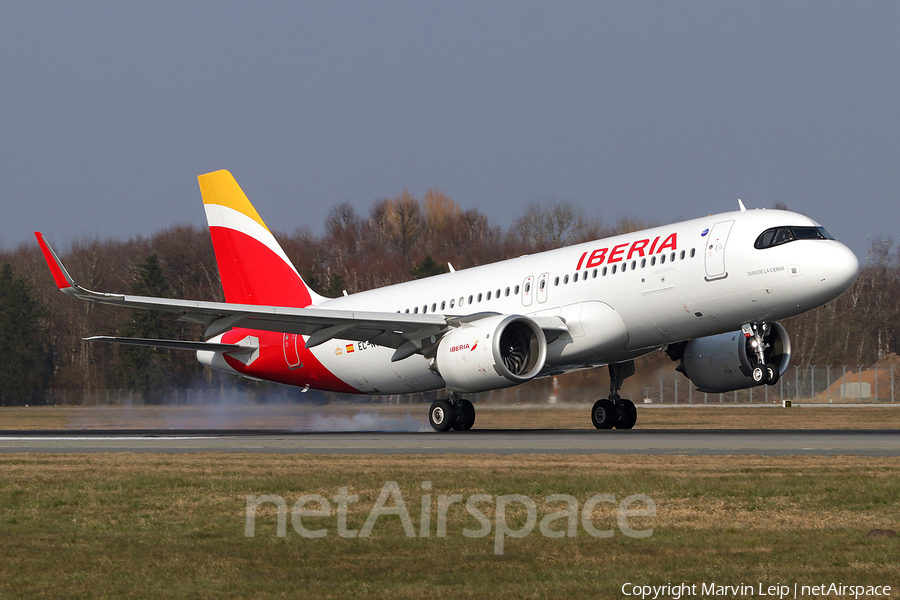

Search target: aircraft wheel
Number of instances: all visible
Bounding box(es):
[429,400,456,432]
[765,363,780,386]
[751,365,768,384]
[452,399,476,431]
[615,399,637,429]
[591,399,617,429]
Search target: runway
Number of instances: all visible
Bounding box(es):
[0,429,898,456]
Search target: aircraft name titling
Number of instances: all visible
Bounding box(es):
[576,233,677,270]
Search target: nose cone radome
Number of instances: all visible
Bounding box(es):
[818,242,859,298]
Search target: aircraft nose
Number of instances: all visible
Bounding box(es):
[818,241,859,296]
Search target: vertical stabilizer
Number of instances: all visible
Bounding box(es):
[198,170,325,307]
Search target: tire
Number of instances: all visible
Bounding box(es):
[752,366,768,384]
[591,399,617,429]
[429,399,456,432]
[452,399,476,431]
[765,363,780,385]
[615,399,637,429]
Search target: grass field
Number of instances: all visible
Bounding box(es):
[1,453,898,599]
[2,403,900,430]
[1,406,898,598]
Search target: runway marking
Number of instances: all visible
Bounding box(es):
[0,436,217,441]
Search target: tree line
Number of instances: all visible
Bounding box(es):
[0,192,896,405]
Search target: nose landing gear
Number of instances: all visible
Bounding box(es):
[742,322,780,386]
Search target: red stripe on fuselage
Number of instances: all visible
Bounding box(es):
[222,329,359,394]
[209,226,313,307]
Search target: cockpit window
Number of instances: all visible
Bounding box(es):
[754,226,834,249]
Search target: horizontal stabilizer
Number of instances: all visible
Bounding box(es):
[84,336,244,353]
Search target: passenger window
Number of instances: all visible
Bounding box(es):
[477,293,482,302]
[651,256,656,266]
[670,252,676,262]
[441,301,446,310]
[582,270,588,280]
[680,250,685,260]
[602,267,608,276]
[487,291,492,300]
[641,258,646,268]
[690,248,696,258]
[660,254,666,264]
[593,269,598,278]
[450,299,455,309]
[612,265,617,274]
[431,303,436,312]
[468,295,473,304]
[573,272,579,282]
[564,275,569,284]
[514,285,520,294]
[505,287,510,296]
[554,277,559,286]
[631,260,636,270]
[414,307,419,314]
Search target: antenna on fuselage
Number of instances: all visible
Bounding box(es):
[737,199,747,212]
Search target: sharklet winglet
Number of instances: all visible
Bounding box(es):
[34,232,78,294]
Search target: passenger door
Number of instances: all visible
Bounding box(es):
[705,220,734,281]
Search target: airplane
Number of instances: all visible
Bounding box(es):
[35,170,859,431]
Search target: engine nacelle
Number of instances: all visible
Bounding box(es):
[434,314,547,393]
[678,322,791,393]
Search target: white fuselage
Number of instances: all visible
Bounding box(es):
[293,209,858,395]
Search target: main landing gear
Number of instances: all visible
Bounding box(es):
[742,322,780,386]
[429,361,640,432]
[429,392,476,432]
[591,361,637,430]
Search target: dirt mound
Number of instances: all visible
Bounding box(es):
[814,363,897,402]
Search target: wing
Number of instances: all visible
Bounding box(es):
[35,233,567,361]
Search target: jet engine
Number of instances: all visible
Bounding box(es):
[434,314,547,393]
[674,322,791,393]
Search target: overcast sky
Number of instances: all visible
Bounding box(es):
[2,2,897,261]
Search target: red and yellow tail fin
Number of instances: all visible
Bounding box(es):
[198,170,324,307]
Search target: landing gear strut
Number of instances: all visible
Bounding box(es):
[429,392,476,432]
[591,361,637,430]
[742,322,779,386]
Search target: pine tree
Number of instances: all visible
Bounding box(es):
[410,255,448,279]
[116,254,177,404]
[0,264,51,405]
